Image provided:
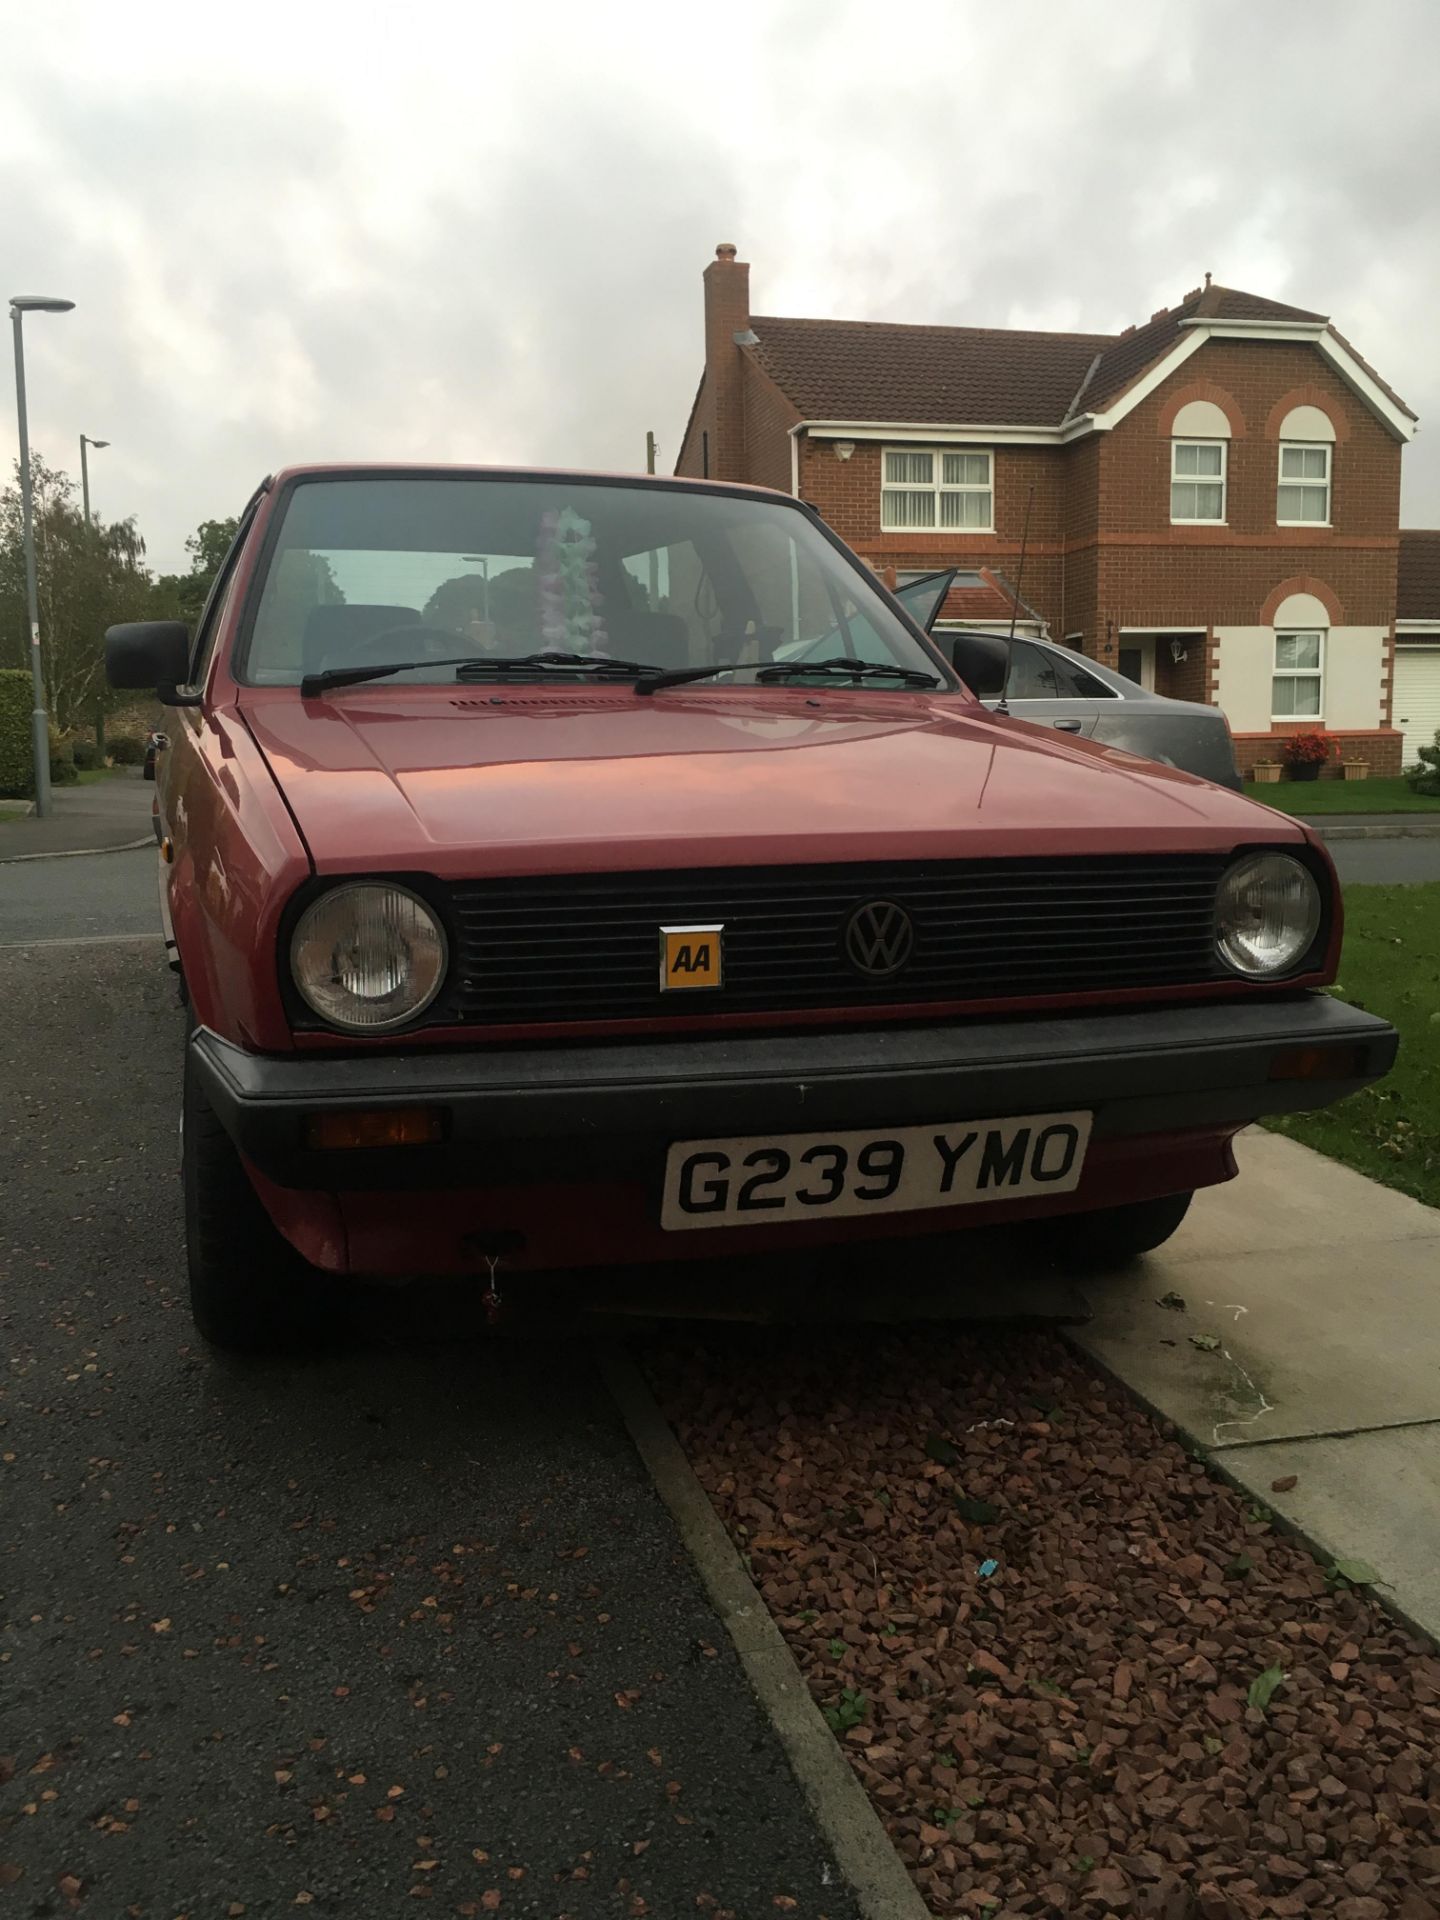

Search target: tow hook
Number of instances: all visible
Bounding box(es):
[461,1229,525,1327]
[481,1255,505,1326]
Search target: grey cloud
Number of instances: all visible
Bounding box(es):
[2,0,1437,573]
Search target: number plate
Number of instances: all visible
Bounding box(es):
[660,1110,1092,1232]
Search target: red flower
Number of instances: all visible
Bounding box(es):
[1282,731,1331,767]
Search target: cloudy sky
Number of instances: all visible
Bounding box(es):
[3,0,1438,571]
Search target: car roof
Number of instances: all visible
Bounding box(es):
[265,462,793,505]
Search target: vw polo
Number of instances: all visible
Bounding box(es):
[106,466,1396,1351]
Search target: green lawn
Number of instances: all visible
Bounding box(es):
[74,765,135,785]
[1252,776,1440,814]
[1264,884,1440,1209]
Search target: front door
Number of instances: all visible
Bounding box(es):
[1117,637,1155,690]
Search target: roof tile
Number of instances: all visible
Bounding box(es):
[745,284,1410,430]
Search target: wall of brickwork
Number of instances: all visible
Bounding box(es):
[1234,729,1404,778]
[740,358,801,494]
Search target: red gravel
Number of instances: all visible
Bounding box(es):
[650,1327,1440,1919]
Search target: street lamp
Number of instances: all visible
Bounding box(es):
[80,434,109,523]
[10,292,75,819]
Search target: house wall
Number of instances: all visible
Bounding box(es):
[798,437,1069,636]
[677,260,1409,765]
[740,357,802,494]
[1082,338,1402,765]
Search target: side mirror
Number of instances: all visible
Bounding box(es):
[105,621,198,706]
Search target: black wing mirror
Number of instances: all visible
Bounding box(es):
[105,622,200,707]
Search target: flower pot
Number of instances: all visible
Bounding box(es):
[1285,762,1322,782]
[1251,762,1283,784]
[1341,760,1370,780]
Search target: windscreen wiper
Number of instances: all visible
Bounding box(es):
[634,655,940,695]
[299,651,661,697]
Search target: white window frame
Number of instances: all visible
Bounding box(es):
[881,448,994,534]
[1277,442,1332,526]
[1272,629,1325,721]
[1170,439,1227,524]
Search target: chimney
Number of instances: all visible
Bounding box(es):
[702,242,750,480]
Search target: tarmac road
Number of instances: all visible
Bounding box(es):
[0,932,857,1916]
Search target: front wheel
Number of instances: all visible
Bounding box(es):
[182,1038,329,1354]
[1045,1190,1193,1273]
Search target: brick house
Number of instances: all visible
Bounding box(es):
[675,244,1419,774]
[1395,530,1440,768]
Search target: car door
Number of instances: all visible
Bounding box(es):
[892,580,1105,739]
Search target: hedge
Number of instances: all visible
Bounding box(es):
[0,670,32,797]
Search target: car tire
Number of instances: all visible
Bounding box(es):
[1046,1190,1193,1272]
[182,1034,327,1355]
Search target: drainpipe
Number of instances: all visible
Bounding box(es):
[788,423,804,498]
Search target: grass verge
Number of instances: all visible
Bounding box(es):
[1264,882,1440,1208]
[1251,775,1440,814]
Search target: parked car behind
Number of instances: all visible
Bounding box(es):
[892,571,1241,789]
[143,729,168,781]
[106,465,1393,1354]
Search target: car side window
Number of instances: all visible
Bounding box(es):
[1008,640,1115,700]
[1056,656,1118,699]
[189,519,253,687]
[946,631,1008,697]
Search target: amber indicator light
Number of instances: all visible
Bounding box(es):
[304,1107,445,1149]
[1267,1045,1365,1082]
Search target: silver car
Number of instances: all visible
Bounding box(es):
[895,571,1242,791]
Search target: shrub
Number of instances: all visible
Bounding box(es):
[48,728,78,786]
[1282,730,1331,770]
[107,735,145,765]
[71,738,100,770]
[0,669,31,796]
[1408,727,1440,797]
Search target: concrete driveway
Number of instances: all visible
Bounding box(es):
[1073,1128,1440,1641]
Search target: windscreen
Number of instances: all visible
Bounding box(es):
[238,476,949,689]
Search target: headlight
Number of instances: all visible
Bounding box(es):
[290,883,448,1031]
[1215,852,1322,979]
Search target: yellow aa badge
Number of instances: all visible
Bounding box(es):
[660,924,724,991]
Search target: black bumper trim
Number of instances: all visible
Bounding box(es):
[193,995,1396,1191]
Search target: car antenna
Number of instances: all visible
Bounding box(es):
[994,484,1035,717]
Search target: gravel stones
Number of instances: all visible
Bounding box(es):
[652,1327,1440,1918]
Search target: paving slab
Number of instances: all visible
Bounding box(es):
[1220,1424,1440,1643]
[1071,1125,1440,1647]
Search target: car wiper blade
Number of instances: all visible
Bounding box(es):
[759,656,939,687]
[299,651,661,697]
[300,656,483,696]
[636,656,940,695]
[454,651,659,681]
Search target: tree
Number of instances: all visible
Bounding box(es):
[152,514,241,625]
[0,454,159,733]
[186,517,239,584]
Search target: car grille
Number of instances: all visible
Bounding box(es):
[438,855,1230,1027]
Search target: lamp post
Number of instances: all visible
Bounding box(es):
[9,293,75,819]
[80,433,109,523]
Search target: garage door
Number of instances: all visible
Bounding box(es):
[1394,647,1440,767]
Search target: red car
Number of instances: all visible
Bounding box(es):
[107,466,1395,1352]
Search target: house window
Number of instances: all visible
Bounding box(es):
[881,449,993,532]
[1273,630,1324,718]
[1278,444,1331,524]
[1171,441,1226,522]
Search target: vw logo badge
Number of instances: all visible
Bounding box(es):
[843,900,915,978]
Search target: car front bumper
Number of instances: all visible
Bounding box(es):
[190,993,1396,1273]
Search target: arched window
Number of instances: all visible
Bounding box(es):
[1277,405,1335,524]
[1170,401,1230,524]
[1271,591,1329,720]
